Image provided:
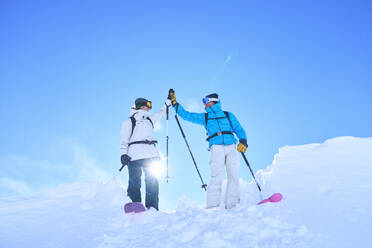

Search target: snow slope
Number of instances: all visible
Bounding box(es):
[0,136,371,248]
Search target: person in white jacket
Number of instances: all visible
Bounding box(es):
[120,97,171,210]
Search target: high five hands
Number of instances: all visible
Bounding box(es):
[168,89,177,106]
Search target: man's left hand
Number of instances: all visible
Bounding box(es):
[237,139,248,153]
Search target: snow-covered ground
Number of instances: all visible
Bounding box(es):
[1,136,371,248]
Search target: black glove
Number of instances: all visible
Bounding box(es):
[168,88,177,106]
[119,154,131,171]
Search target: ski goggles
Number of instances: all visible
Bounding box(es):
[202,97,219,105]
[146,101,152,108]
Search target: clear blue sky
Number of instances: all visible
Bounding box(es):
[1,0,371,209]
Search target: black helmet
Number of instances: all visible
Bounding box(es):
[135,98,152,109]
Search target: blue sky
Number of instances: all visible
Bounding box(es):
[1,0,371,209]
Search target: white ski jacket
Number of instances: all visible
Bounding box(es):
[120,103,168,161]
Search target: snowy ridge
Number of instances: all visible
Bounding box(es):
[98,197,310,248]
[1,136,372,248]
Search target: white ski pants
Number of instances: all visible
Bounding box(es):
[206,144,240,209]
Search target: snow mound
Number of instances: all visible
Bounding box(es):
[98,200,310,248]
[1,136,371,248]
[0,178,128,248]
[265,136,372,247]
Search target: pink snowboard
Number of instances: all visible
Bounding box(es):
[258,193,283,205]
[124,202,146,214]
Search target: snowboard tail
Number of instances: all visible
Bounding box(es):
[124,202,146,214]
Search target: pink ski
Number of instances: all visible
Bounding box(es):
[258,193,283,205]
[241,153,283,205]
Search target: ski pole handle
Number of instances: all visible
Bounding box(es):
[119,155,131,172]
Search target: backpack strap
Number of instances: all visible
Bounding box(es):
[204,111,233,130]
[204,111,234,142]
[206,131,234,141]
[129,115,154,139]
[224,111,233,131]
[128,140,158,146]
[146,117,154,128]
[129,115,136,138]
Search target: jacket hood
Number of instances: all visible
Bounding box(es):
[205,101,222,113]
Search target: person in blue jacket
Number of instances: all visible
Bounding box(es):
[168,89,248,209]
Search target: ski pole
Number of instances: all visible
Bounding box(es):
[241,152,262,192]
[166,105,170,183]
[174,114,207,191]
[118,164,126,172]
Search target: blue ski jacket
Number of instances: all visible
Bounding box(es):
[174,101,247,148]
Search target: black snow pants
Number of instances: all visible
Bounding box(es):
[127,158,159,210]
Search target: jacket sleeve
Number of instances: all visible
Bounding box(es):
[228,112,247,140]
[174,103,206,126]
[120,120,132,156]
[149,102,167,123]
